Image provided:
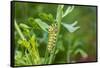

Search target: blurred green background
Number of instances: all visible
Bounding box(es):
[14,1,97,66]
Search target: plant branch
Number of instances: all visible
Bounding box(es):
[48,5,64,64]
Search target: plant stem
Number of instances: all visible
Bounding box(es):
[15,20,41,64]
[15,20,25,40]
[48,5,64,64]
[66,44,71,63]
[44,48,49,64]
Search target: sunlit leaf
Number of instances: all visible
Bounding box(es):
[35,19,49,32]
[19,23,30,29]
[61,21,80,32]
[62,6,74,18]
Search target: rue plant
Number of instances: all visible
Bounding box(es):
[14,4,88,66]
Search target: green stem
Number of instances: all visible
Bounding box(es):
[66,44,71,63]
[15,20,41,64]
[48,5,64,64]
[44,48,49,64]
[15,20,25,40]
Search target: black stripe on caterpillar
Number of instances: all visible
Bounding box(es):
[47,23,58,53]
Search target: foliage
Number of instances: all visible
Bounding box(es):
[14,2,97,66]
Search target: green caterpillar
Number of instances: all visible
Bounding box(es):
[47,23,58,53]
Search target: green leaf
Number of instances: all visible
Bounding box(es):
[39,13,54,22]
[73,48,88,58]
[61,21,80,33]
[18,39,30,48]
[34,19,49,32]
[56,5,64,23]
[29,35,41,64]
[28,17,41,30]
[19,23,30,29]
[15,51,27,65]
[15,51,22,59]
[62,6,74,18]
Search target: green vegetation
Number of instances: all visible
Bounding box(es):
[13,2,97,66]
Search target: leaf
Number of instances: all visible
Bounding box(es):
[19,23,30,37]
[39,13,54,22]
[15,51,27,65]
[73,48,88,58]
[28,17,41,30]
[29,35,41,64]
[19,23,30,29]
[15,51,22,59]
[56,5,64,22]
[28,18,49,32]
[61,21,80,33]
[18,39,30,48]
[62,6,74,18]
[35,19,49,32]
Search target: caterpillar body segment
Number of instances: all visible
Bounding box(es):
[47,23,58,53]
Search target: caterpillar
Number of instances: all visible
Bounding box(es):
[47,23,58,53]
